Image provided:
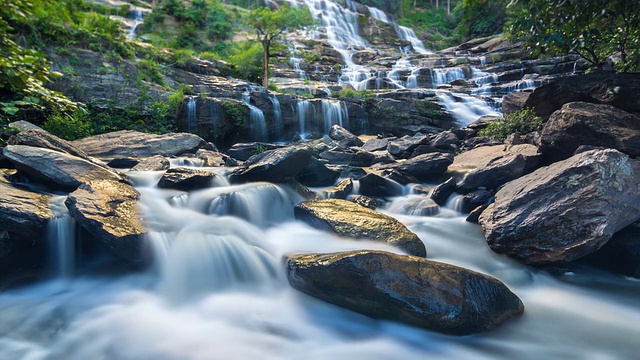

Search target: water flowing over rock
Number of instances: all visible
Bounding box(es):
[540,102,640,161]
[71,130,211,158]
[286,250,524,335]
[130,155,170,172]
[230,146,312,184]
[65,179,146,262]
[0,179,52,236]
[2,145,125,191]
[294,199,426,257]
[479,149,640,265]
[157,168,217,191]
[323,178,353,199]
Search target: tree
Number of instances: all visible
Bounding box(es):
[507,0,640,71]
[246,4,314,87]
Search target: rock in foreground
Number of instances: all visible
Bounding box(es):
[294,199,426,257]
[230,147,311,183]
[286,250,524,335]
[479,149,640,265]
[0,179,52,236]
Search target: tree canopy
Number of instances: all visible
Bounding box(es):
[507,0,640,71]
[246,4,314,87]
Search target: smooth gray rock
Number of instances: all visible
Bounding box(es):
[456,155,526,193]
[479,149,640,265]
[157,167,216,191]
[384,152,454,183]
[286,250,524,335]
[297,157,341,187]
[323,178,353,199]
[359,173,404,198]
[130,155,170,172]
[0,179,52,236]
[230,146,312,183]
[8,129,93,161]
[329,125,364,147]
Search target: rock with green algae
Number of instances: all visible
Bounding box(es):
[286,250,524,335]
[294,199,426,257]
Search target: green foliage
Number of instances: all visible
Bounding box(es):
[506,0,640,71]
[267,81,280,93]
[42,109,93,140]
[338,88,359,99]
[478,108,542,142]
[417,100,445,118]
[228,41,264,84]
[137,59,165,86]
[453,0,507,41]
[171,49,196,67]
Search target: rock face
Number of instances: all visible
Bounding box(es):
[329,125,364,146]
[294,199,426,257]
[323,178,353,199]
[456,154,526,193]
[479,149,640,265]
[2,145,125,191]
[385,152,454,182]
[71,130,210,158]
[286,250,524,335]
[0,180,52,236]
[230,146,311,183]
[157,168,216,191]
[65,179,146,262]
[130,155,170,172]
[584,225,640,278]
[8,129,92,161]
[540,102,640,161]
[296,157,341,187]
[358,173,404,198]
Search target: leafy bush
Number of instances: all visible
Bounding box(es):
[43,109,93,140]
[171,49,196,67]
[137,59,165,86]
[478,108,543,142]
[228,41,264,84]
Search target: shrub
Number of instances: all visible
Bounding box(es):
[478,108,543,142]
[43,109,93,140]
[137,59,165,86]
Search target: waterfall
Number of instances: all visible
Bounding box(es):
[367,6,390,23]
[395,25,430,55]
[431,67,466,87]
[268,95,283,140]
[321,100,349,134]
[241,91,267,142]
[296,100,313,137]
[186,97,197,133]
[406,70,419,89]
[289,55,307,80]
[471,67,499,86]
[376,71,386,90]
[127,9,143,40]
[435,91,501,126]
[48,196,76,278]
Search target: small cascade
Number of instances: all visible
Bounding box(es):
[367,6,390,23]
[471,67,499,86]
[268,95,283,140]
[431,67,466,87]
[445,194,465,213]
[321,100,349,134]
[376,70,386,90]
[48,196,76,278]
[289,55,307,80]
[386,195,440,217]
[127,9,143,40]
[395,25,430,55]
[436,91,501,126]
[507,79,537,93]
[296,99,314,137]
[406,68,420,89]
[241,91,267,142]
[186,97,197,133]
[170,157,205,168]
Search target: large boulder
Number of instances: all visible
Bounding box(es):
[65,179,146,262]
[384,152,453,182]
[329,125,364,147]
[479,149,640,265]
[0,180,52,236]
[583,225,640,278]
[387,134,429,158]
[226,142,284,161]
[358,173,404,198]
[130,155,170,172]
[294,199,426,257]
[8,129,92,161]
[449,144,541,176]
[286,250,524,335]
[296,157,341,187]
[157,167,216,191]
[230,146,312,183]
[540,102,640,161]
[323,178,353,199]
[71,130,210,158]
[2,145,125,191]
[456,154,526,193]
[523,72,640,119]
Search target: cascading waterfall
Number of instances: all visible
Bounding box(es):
[297,99,313,137]
[321,100,349,134]
[395,25,430,55]
[241,91,267,142]
[268,95,283,140]
[431,67,466,87]
[436,91,501,126]
[376,70,386,90]
[127,9,143,40]
[48,196,76,278]
[186,96,197,133]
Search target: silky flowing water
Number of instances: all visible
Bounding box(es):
[0,163,639,360]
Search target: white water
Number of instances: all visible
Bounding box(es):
[297,99,313,136]
[1,172,639,359]
[431,67,466,87]
[395,25,430,55]
[436,91,501,126]
[321,100,349,134]
[268,95,283,140]
[126,9,143,40]
[186,97,196,133]
[241,92,267,141]
[48,196,76,278]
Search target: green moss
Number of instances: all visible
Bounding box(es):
[478,108,543,142]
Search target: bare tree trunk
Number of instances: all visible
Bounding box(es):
[262,40,270,88]
[447,0,450,14]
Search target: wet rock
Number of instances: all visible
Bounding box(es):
[350,195,384,209]
[296,157,341,187]
[380,169,419,185]
[294,199,426,257]
[107,158,139,169]
[479,149,640,265]
[384,152,454,183]
[329,125,364,147]
[286,250,524,335]
[226,142,284,161]
[3,145,125,191]
[66,179,146,262]
[0,180,52,236]
[460,190,493,213]
[391,196,440,216]
[230,146,312,184]
[130,155,170,172]
[387,134,429,158]
[359,173,404,198]
[583,225,640,278]
[8,129,93,161]
[319,149,357,165]
[456,154,526,193]
[361,138,389,152]
[540,102,640,161]
[430,177,456,206]
[157,168,216,191]
[323,178,353,199]
[72,130,210,159]
[196,149,227,167]
[466,204,490,224]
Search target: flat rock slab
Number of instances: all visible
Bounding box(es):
[0,180,52,236]
[286,251,524,335]
[230,147,311,184]
[479,149,640,265]
[3,145,124,191]
[157,167,216,191]
[71,130,209,158]
[450,144,541,174]
[66,179,146,262]
[8,129,92,161]
[384,152,454,183]
[294,199,426,257]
